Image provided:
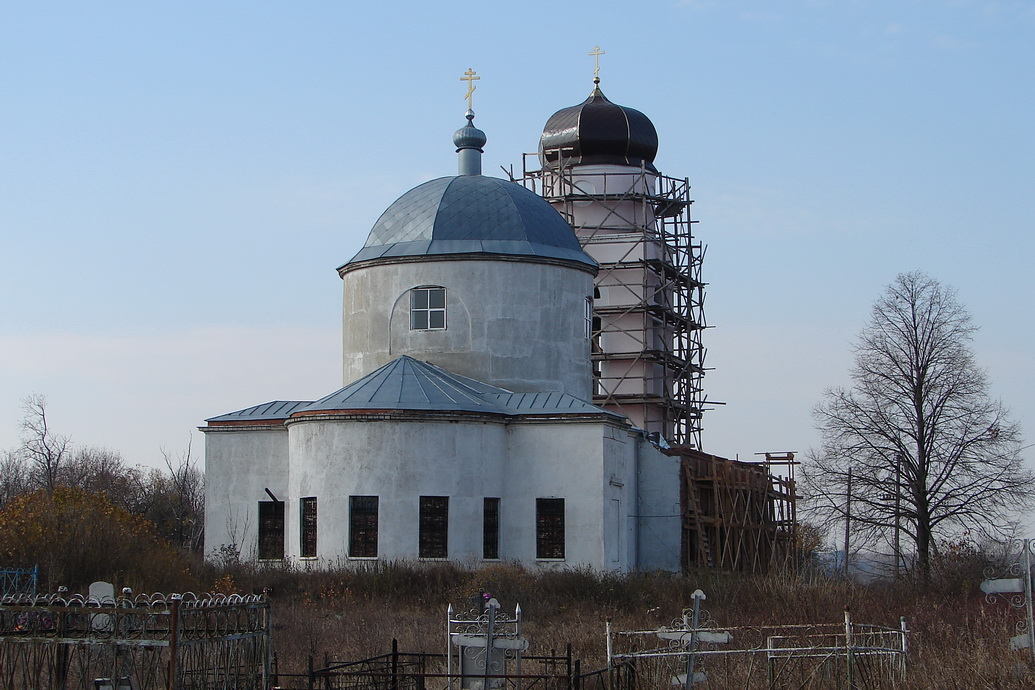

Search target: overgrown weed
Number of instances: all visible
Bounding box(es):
[122,558,1031,688]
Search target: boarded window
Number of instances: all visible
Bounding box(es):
[349,496,378,558]
[536,498,565,559]
[300,497,317,558]
[410,287,446,330]
[419,496,449,558]
[483,497,500,560]
[258,500,284,560]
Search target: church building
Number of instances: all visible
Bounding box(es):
[202,75,685,572]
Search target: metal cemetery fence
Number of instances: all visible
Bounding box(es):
[0,590,270,690]
[981,537,1035,660]
[607,591,908,689]
[0,567,38,599]
[271,594,908,690]
[275,643,582,690]
[273,600,596,690]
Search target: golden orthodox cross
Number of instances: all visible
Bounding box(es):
[589,46,605,80]
[461,68,480,110]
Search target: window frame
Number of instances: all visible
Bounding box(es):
[483,497,500,560]
[300,496,317,558]
[257,500,285,561]
[536,497,565,560]
[419,496,449,559]
[410,286,447,331]
[349,495,379,558]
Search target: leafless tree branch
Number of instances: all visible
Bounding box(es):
[803,271,1034,576]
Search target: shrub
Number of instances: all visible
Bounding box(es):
[0,487,194,591]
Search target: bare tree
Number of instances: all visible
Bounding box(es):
[804,271,1033,576]
[19,394,71,494]
[154,441,205,552]
[62,446,153,515]
[0,450,30,508]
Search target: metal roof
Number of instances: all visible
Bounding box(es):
[295,356,617,419]
[343,176,596,269]
[299,356,507,415]
[206,357,619,423]
[205,400,313,423]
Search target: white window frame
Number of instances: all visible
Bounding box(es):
[410,287,446,331]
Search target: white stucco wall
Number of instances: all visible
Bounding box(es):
[543,164,658,232]
[204,415,682,572]
[635,442,682,571]
[286,416,510,563]
[203,425,289,560]
[504,421,607,568]
[340,259,595,399]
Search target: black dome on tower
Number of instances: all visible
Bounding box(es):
[539,85,659,170]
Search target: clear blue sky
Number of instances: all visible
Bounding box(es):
[1,2,1032,486]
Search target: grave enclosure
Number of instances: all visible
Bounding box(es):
[0,584,913,689]
[0,586,269,689]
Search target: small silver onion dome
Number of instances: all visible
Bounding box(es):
[454,109,486,176]
[453,109,487,150]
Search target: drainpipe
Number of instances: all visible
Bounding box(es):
[632,430,641,569]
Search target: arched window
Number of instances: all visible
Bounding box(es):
[410,286,446,330]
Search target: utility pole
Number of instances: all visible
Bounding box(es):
[894,453,902,577]
[844,466,852,578]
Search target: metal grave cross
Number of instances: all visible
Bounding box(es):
[980,539,1035,658]
[652,590,732,688]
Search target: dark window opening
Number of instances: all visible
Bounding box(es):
[258,500,284,560]
[349,496,379,558]
[483,497,500,560]
[419,496,449,558]
[300,497,317,558]
[536,498,565,559]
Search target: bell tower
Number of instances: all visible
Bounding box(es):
[521,56,708,447]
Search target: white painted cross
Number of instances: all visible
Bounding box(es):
[671,672,707,685]
[980,578,1024,594]
[980,541,1035,662]
[658,630,732,645]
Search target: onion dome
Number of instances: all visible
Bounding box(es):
[453,109,487,176]
[539,85,659,169]
[341,175,596,271]
[453,109,487,151]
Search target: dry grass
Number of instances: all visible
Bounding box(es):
[203,560,1033,688]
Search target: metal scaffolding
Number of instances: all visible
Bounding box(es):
[519,153,708,448]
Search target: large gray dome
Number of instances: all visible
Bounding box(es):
[342,175,595,270]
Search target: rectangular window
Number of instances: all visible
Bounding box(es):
[300,497,317,558]
[258,500,284,560]
[419,496,449,558]
[483,497,500,560]
[411,287,446,330]
[536,498,565,559]
[349,496,379,558]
